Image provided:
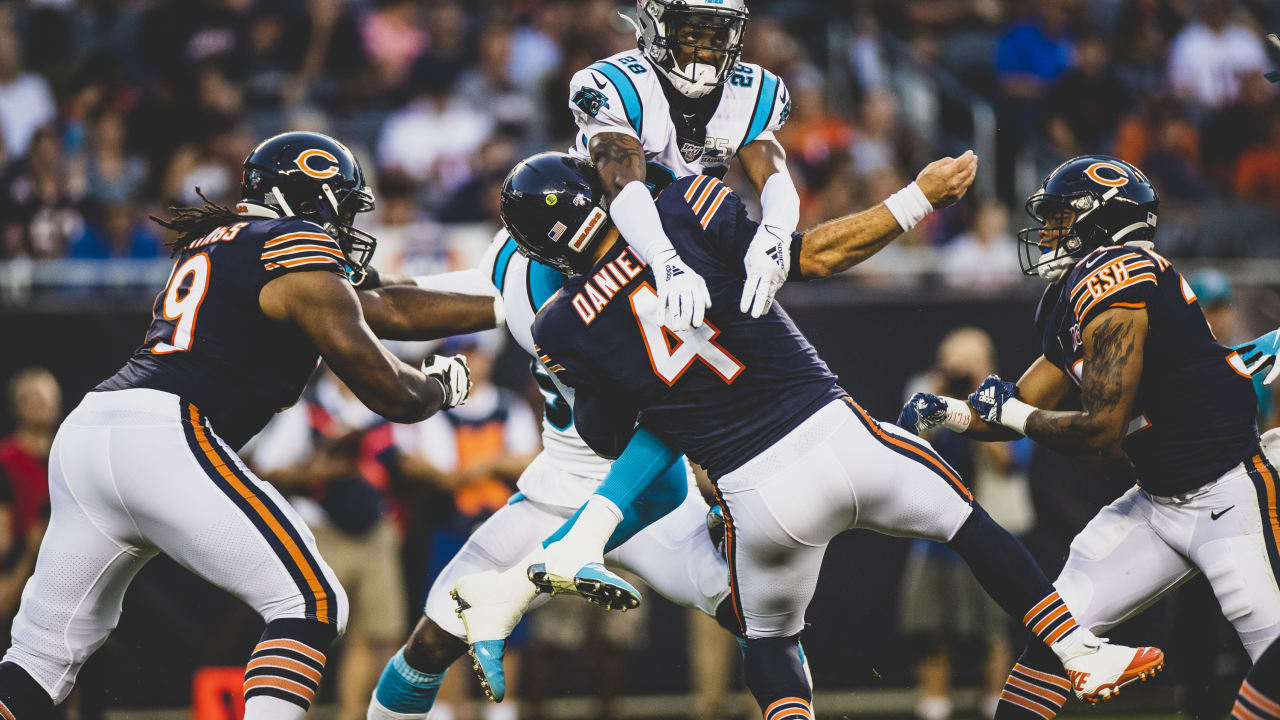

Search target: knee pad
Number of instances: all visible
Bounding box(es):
[0,661,55,719]
[743,634,812,719]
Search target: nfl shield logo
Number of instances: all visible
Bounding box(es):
[1070,322,1083,349]
[680,141,704,163]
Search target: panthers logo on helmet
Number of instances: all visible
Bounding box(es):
[1084,161,1129,188]
[572,87,610,118]
[294,149,341,180]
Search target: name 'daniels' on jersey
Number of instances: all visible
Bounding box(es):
[570,248,646,324]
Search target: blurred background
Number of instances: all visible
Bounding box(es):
[1,0,1280,717]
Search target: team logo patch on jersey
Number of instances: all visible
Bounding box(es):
[294,149,341,179]
[572,87,609,118]
[680,141,705,163]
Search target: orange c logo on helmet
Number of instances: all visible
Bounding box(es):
[1084,161,1129,188]
[295,149,341,179]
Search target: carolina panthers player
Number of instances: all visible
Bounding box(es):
[364,227,738,717]
[0,132,495,720]
[495,151,1160,719]
[898,155,1275,719]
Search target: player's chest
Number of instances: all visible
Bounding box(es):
[644,85,758,170]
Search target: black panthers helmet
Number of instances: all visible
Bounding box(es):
[499,152,611,275]
[240,131,377,283]
[1018,154,1159,281]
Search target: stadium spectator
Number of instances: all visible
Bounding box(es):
[994,3,1074,101]
[79,111,148,206]
[940,199,1020,290]
[0,368,59,621]
[360,173,455,277]
[68,202,162,259]
[1,126,86,258]
[0,10,56,162]
[249,368,410,720]
[1044,33,1129,156]
[455,24,545,146]
[1166,0,1268,109]
[360,0,427,94]
[1233,114,1280,208]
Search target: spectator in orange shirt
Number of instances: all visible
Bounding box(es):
[1234,114,1280,209]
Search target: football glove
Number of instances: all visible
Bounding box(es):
[969,375,1019,424]
[740,224,790,318]
[897,392,948,435]
[653,248,712,332]
[423,353,472,408]
[1235,328,1280,386]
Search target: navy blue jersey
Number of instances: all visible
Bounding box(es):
[1037,244,1258,495]
[532,174,844,478]
[97,217,347,448]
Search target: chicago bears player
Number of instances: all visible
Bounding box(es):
[898,155,1275,718]
[0,132,494,720]
[568,0,800,334]
[490,151,1160,718]
[365,230,737,717]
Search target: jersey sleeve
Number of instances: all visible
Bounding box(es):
[260,220,346,279]
[1067,247,1163,328]
[741,67,791,147]
[569,61,645,142]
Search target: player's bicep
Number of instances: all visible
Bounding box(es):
[1016,355,1074,410]
[738,138,788,195]
[1080,307,1148,437]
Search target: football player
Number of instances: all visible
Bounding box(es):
[897,155,1277,718]
[365,226,738,716]
[490,151,1160,719]
[0,132,496,720]
[567,0,798,330]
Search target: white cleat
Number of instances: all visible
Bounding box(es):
[451,568,538,702]
[526,540,641,610]
[1063,641,1164,705]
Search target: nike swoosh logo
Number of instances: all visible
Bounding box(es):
[1211,506,1235,520]
[1084,253,1104,268]
[593,74,607,90]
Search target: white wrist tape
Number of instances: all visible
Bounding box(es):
[609,181,674,267]
[882,181,934,232]
[940,397,972,432]
[759,172,800,234]
[492,294,505,327]
[999,398,1036,435]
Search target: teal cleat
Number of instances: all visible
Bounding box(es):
[526,561,642,611]
[467,640,507,702]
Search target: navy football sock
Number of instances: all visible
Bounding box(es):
[742,634,813,720]
[244,617,337,720]
[1236,639,1280,719]
[0,661,54,719]
[947,506,1079,646]
[995,642,1070,719]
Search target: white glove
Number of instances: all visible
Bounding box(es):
[423,353,472,408]
[652,248,712,332]
[740,224,790,318]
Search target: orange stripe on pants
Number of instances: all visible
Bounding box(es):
[844,398,972,500]
[188,405,329,623]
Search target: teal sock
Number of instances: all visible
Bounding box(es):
[371,647,445,717]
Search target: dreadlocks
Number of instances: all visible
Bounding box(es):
[150,188,242,256]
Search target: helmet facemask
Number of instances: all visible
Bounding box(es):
[646,6,744,99]
[1017,191,1099,282]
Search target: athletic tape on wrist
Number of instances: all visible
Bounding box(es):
[883,181,934,232]
[1000,398,1035,435]
[940,397,972,432]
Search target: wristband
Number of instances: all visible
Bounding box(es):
[999,398,1036,435]
[492,294,505,327]
[940,397,972,432]
[882,181,934,232]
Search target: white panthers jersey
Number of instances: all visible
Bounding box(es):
[474,231,613,507]
[567,49,790,182]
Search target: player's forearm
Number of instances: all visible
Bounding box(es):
[741,140,799,234]
[590,132,646,199]
[357,286,498,341]
[1023,409,1122,455]
[797,204,902,278]
[961,408,1026,442]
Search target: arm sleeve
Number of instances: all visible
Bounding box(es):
[569,65,641,142]
[1067,250,1161,328]
[261,220,346,280]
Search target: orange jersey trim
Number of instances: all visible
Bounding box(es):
[845,398,972,500]
[261,244,344,261]
[262,232,333,248]
[700,187,732,228]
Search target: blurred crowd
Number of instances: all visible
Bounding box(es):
[0,0,1279,283]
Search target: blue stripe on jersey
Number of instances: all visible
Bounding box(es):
[527,259,564,311]
[492,235,518,292]
[590,61,643,135]
[743,69,779,146]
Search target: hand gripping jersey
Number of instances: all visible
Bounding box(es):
[567,50,790,188]
[476,231,615,507]
[531,175,844,478]
[97,217,346,449]
[1036,244,1259,495]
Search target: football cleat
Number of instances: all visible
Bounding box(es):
[1063,642,1164,705]
[526,561,641,611]
[451,569,537,702]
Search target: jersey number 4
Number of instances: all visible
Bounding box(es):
[629,284,744,386]
[153,253,211,354]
